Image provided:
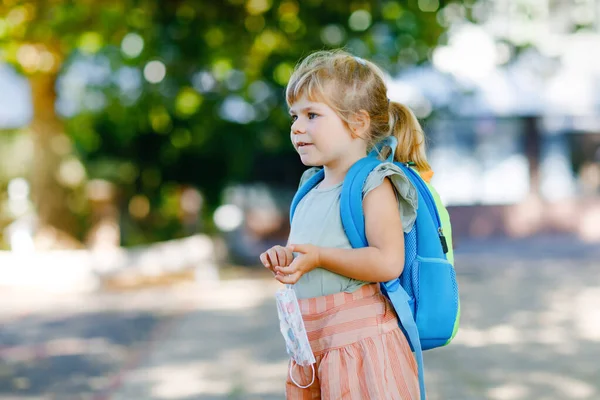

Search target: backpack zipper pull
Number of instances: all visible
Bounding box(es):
[438,227,449,254]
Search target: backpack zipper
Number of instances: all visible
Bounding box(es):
[438,227,448,254]
[403,164,448,255]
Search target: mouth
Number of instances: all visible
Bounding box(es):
[296,142,313,148]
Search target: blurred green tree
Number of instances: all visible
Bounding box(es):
[0,0,158,239]
[1,0,446,245]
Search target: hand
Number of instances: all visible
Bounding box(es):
[273,244,320,284]
[259,245,294,274]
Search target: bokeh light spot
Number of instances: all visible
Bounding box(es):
[245,15,266,32]
[170,128,193,149]
[121,33,144,58]
[418,0,440,12]
[382,2,403,20]
[246,0,272,15]
[57,157,86,188]
[129,195,150,219]
[273,62,293,86]
[212,59,233,81]
[175,87,203,117]
[144,60,166,83]
[321,25,346,46]
[205,28,225,48]
[149,106,172,133]
[349,10,372,32]
[78,32,103,55]
[214,204,244,231]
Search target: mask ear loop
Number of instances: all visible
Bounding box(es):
[289,360,315,389]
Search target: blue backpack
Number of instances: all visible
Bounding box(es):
[290,136,460,400]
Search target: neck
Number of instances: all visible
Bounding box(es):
[320,152,365,189]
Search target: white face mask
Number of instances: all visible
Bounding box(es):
[275,285,316,388]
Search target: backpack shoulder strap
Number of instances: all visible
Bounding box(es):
[339,157,382,248]
[339,156,427,400]
[384,283,426,400]
[289,168,325,224]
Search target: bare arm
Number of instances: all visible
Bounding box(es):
[276,178,405,284]
[318,178,404,281]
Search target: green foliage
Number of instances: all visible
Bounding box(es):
[1,0,448,244]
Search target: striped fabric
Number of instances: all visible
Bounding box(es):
[286,284,421,400]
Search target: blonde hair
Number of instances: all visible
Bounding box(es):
[286,49,430,172]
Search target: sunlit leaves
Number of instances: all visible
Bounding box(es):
[149,106,172,134]
[278,1,299,17]
[245,15,266,32]
[129,194,150,218]
[279,14,302,34]
[246,0,273,15]
[211,59,233,83]
[382,2,403,20]
[418,0,440,13]
[0,19,8,39]
[78,32,103,55]
[4,4,34,38]
[176,3,196,22]
[13,44,59,74]
[256,30,281,53]
[175,88,202,118]
[170,128,192,148]
[127,8,151,30]
[0,0,453,244]
[141,167,161,189]
[204,28,225,48]
[278,1,301,33]
[273,62,293,86]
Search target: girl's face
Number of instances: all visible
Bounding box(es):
[289,94,365,168]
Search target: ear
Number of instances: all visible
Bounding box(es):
[349,110,371,139]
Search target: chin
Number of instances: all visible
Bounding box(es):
[298,155,320,167]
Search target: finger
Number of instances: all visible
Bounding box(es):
[284,246,294,266]
[274,246,288,266]
[259,253,270,268]
[273,247,286,266]
[267,249,280,267]
[275,265,295,275]
[285,247,295,265]
[275,272,301,285]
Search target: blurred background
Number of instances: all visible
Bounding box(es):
[1,0,599,399]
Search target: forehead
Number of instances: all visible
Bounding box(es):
[288,94,330,113]
[287,75,337,108]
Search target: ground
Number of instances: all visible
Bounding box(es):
[1,236,599,400]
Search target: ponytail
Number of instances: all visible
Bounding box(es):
[388,101,431,172]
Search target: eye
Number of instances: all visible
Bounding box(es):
[308,112,318,119]
[290,115,298,124]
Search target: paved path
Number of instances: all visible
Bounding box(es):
[1,237,599,399]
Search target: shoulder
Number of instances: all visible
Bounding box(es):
[363,177,397,209]
[298,167,322,188]
[362,162,417,203]
[362,162,418,232]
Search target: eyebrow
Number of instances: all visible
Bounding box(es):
[289,106,319,115]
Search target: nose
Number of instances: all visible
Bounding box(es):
[291,118,305,135]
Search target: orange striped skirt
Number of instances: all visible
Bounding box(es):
[286,283,420,400]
